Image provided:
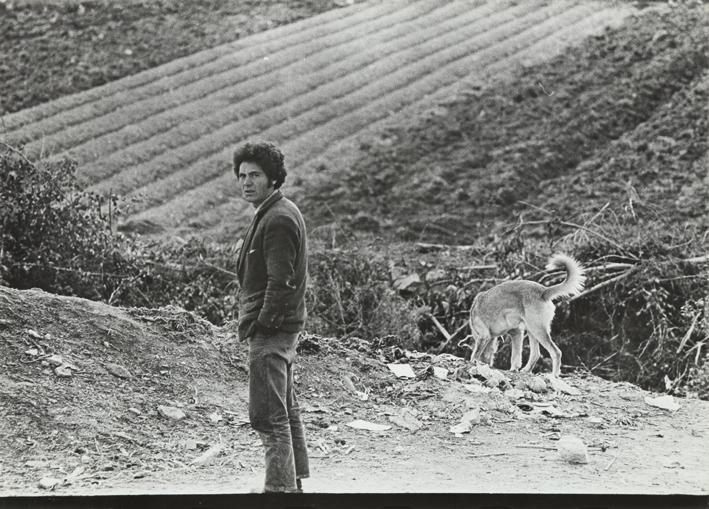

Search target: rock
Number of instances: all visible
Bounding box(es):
[527,376,548,394]
[38,477,60,490]
[26,329,43,340]
[387,363,416,379]
[644,394,681,412]
[158,405,186,421]
[557,435,589,464]
[388,408,423,432]
[47,355,64,367]
[545,375,581,396]
[128,407,142,416]
[425,269,447,283]
[345,419,391,432]
[432,366,448,380]
[25,348,40,356]
[55,365,73,377]
[105,362,132,379]
[208,411,223,424]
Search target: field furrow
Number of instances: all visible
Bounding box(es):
[128,1,602,229]
[0,0,397,144]
[72,0,491,184]
[197,4,638,238]
[2,0,638,238]
[89,0,540,196]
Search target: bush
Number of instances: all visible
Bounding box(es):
[0,144,240,324]
[0,145,125,300]
[306,246,423,347]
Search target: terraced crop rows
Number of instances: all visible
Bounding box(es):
[1,0,636,237]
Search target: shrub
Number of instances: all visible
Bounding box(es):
[306,246,423,347]
[0,145,125,300]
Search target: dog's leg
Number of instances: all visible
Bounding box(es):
[509,328,524,371]
[520,333,540,373]
[480,336,498,366]
[526,323,562,377]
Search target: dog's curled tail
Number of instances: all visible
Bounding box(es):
[542,253,586,301]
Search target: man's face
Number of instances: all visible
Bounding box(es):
[237,161,274,206]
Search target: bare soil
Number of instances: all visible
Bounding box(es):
[1,285,707,495]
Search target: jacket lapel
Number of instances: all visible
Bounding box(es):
[236,191,283,281]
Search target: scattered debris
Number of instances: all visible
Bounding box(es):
[604,456,617,471]
[105,362,132,379]
[393,273,421,292]
[516,444,556,451]
[193,443,223,466]
[662,456,684,469]
[470,364,510,388]
[345,420,391,432]
[463,383,491,394]
[541,406,570,419]
[505,388,525,400]
[303,403,330,413]
[557,435,589,464]
[450,408,481,434]
[644,395,681,412]
[387,363,416,379]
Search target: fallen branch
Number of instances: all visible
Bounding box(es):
[568,267,639,303]
[428,315,468,353]
[416,242,481,252]
[676,312,701,354]
[515,444,557,451]
[467,452,509,458]
[0,140,34,167]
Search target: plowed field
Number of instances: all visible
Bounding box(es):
[1,0,636,237]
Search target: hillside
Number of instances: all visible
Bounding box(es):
[1,0,708,498]
[1,285,708,495]
[1,0,639,238]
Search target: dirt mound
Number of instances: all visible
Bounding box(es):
[1,285,708,494]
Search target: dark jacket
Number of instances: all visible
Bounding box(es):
[236,191,308,339]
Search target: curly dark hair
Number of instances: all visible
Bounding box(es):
[232,141,287,189]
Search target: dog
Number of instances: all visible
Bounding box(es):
[464,253,586,377]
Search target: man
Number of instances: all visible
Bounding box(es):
[233,141,309,493]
